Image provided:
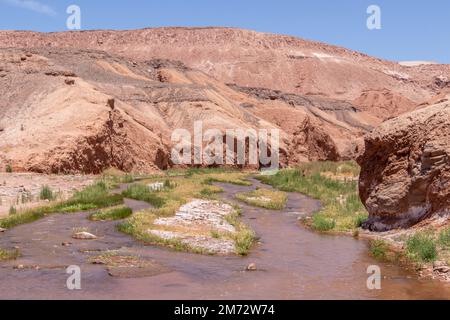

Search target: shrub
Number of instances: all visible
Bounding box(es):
[406,233,437,263]
[39,185,55,201]
[8,206,16,216]
[439,227,450,247]
[5,164,12,173]
[163,179,176,190]
[370,240,389,260]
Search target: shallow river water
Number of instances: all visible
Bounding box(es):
[0,179,449,299]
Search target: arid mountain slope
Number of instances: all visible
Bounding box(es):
[2,27,450,121]
[0,48,368,173]
[1,28,450,173]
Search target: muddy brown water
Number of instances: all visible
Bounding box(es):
[0,179,449,300]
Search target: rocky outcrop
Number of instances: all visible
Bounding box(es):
[358,101,450,231]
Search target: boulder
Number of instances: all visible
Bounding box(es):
[358,102,450,231]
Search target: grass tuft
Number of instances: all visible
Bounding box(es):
[439,227,450,247]
[39,185,55,201]
[89,206,133,221]
[257,161,367,232]
[406,232,437,263]
[312,214,336,232]
[0,248,20,261]
[122,184,165,207]
[369,239,389,260]
[236,188,287,210]
[0,180,123,230]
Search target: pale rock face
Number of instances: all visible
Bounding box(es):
[358,102,450,231]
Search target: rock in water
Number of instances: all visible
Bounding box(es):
[246,263,257,271]
[72,231,98,240]
[358,102,450,231]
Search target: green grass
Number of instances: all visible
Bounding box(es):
[298,161,360,177]
[0,248,20,261]
[9,206,16,215]
[39,185,55,201]
[257,161,367,232]
[185,167,229,177]
[406,232,438,263]
[203,176,252,187]
[199,186,223,199]
[122,184,165,207]
[0,180,123,230]
[163,179,177,190]
[224,208,257,256]
[439,227,450,247]
[312,215,336,232]
[236,188,287,210]
[210,230,221,239]
[117,219,208,255]
[118,169,256,255]
[60,181,123,209]
[369,239,389,260]
[89,206,133,221]
[101,168,134,186]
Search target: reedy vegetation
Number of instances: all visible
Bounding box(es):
[257,161,367,232]
[236,188,287,210]
[118,170,256,255]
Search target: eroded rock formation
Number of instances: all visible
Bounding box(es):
[358,101,450,231]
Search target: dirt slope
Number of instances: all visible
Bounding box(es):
[1,27,450,173]
[2,27,449,106]
[0,48,362,173]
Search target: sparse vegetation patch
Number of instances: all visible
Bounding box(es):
[257,161,367,232]
[89,206,133,221]
[0,248,20,261]
[236,188,287,210]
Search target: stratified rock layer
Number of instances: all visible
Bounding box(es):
[3,27,450,173]
[358,102,450,231]
[0,47,368,173]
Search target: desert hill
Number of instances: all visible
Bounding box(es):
[1,28,449,173]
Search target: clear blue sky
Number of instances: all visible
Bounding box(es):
[0,0,449,63]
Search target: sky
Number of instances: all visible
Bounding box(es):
[0,0,449,63]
